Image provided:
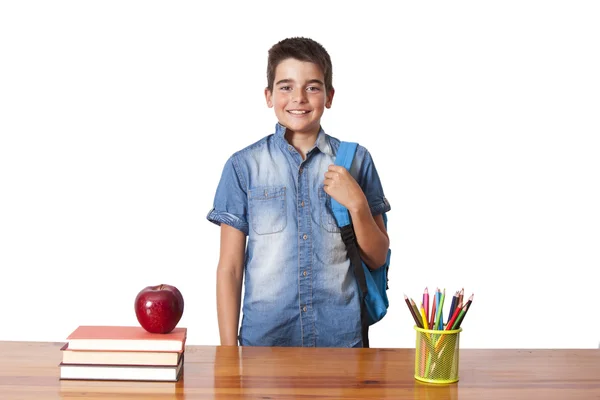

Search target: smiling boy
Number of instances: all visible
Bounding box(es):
[207,37,391,348]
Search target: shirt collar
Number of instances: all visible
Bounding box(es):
[274,123,333,157]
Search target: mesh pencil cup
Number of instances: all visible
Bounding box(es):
[414,326,462,384]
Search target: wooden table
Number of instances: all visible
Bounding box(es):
[1,341,598,399]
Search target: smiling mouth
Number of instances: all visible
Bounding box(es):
[287,110,310,115]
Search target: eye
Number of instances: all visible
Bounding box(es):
[279,86,292,91]
[306,86,321,92]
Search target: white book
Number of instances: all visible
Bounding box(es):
[59,356,183,382]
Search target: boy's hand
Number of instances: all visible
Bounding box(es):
[323,165,368,213]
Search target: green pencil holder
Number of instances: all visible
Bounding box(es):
[414,326,462,384]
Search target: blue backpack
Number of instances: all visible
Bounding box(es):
[330,141,391,347]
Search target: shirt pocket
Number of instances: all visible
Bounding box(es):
[248,186,287,235]
[318,184,341,233]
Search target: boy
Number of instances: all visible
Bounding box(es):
[207,37,390,348]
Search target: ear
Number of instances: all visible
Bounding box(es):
[325,88,335,108]
[264,88,274,108]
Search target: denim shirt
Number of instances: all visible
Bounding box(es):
[207,123,391,347]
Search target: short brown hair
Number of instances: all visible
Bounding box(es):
[266,37,333,94]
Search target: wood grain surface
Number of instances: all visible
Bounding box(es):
[0,341,598,399]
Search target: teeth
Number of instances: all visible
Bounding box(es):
[288,110,308,114]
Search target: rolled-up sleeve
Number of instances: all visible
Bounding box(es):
[206,155,249,235]
[357,148,391,217]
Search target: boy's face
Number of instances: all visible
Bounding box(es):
[265,58,334,137]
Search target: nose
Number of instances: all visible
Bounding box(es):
[292,88,307,103]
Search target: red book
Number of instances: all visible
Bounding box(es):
[66,326,187,352]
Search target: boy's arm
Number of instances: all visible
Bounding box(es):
[216,224,246,346]
[349,206,389,269]
[324,165,389,269]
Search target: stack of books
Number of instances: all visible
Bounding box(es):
[59,325,187,382]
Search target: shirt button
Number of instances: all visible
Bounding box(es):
[302,306,307,312]
[303,271,307,276]
[299,167,303,174]
[288,145,293,151]
[302,234,308,240]
[301,201,305,207]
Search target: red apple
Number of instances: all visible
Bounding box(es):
[134,284,184,334]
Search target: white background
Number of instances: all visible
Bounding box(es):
[1,1,599,349]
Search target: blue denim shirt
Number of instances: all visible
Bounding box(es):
[207,123,391,347]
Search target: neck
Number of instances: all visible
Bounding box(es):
[284,129,318,160]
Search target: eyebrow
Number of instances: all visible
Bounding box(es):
[275,78,324,86]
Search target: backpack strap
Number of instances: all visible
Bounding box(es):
[330,141,358,228]
[331,141,370,348]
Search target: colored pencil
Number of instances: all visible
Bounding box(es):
[429,288,438,329]
[404,294,423,328]
[419,303,429,330]
[419,304,429,377]
[435,297,467,352]
[458,288,464,309]
[410,298,424,329]
[423,287,429,323]
[434,288,445,330]
[445,303,462,330]
[434,304,463,352]
[454,294,474,328]
[451,307,467,330]
[446,290,458,325]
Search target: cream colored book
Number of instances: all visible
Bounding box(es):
[60,344,182,366]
